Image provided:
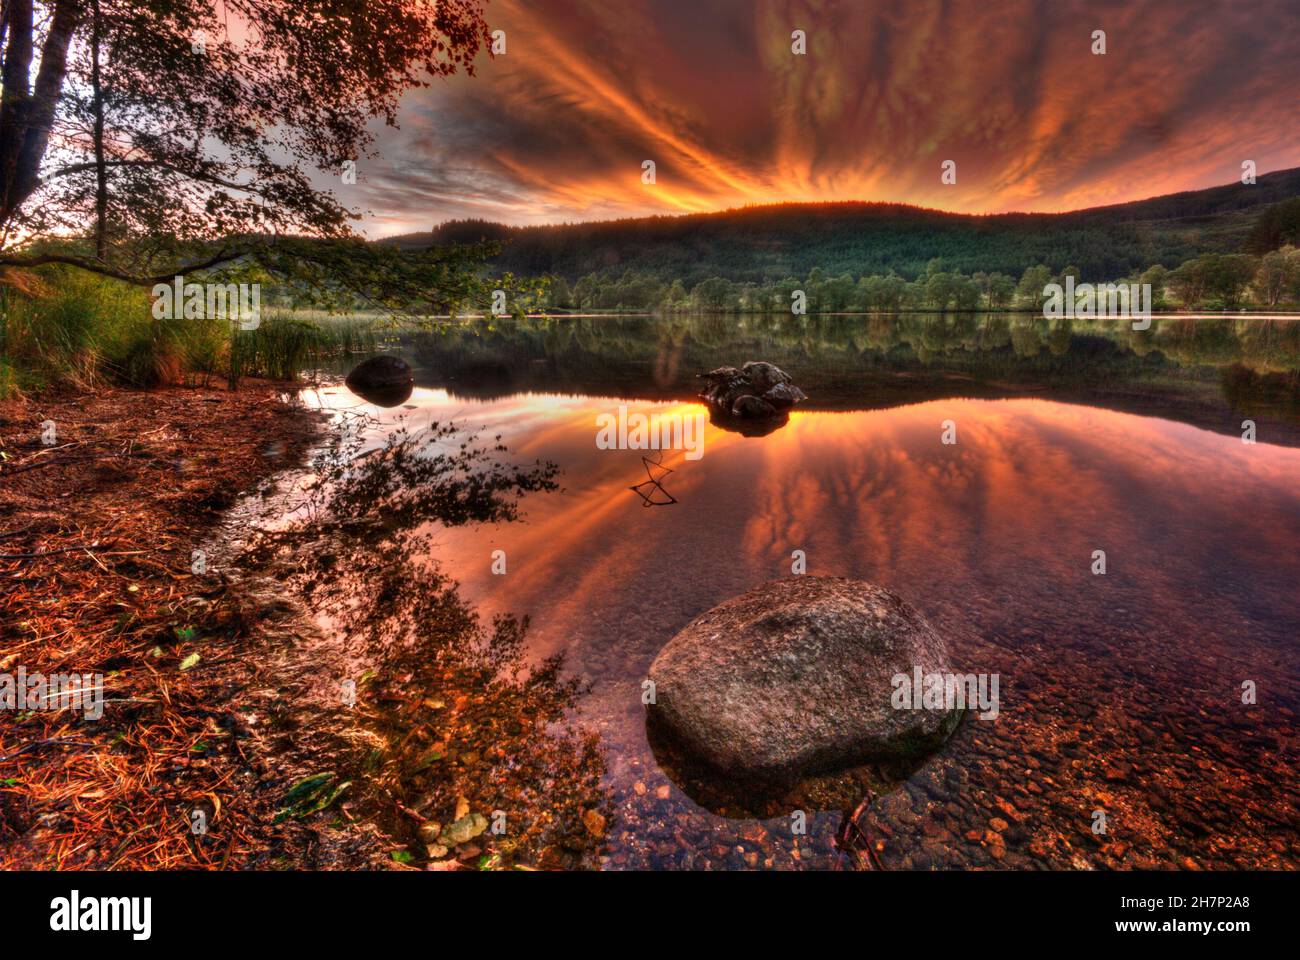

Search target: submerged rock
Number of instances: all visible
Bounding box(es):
[581,809,607,838]
[417,821,442,844]
[697,361,807,421]
[442,811,487,846]
[646,577,960,784]
[345,355,413,407]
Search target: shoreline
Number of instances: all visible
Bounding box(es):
[0,381,381,868]
[1,380,610,871]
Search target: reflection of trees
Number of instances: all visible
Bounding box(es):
[1231,318,1300,374]
[865,314,902,351]
[1047,319,1073,357]
[975,316,1012,351]
[919,316,956,354]
[244,420,611,869]
[1221,364,1300,421]
[1116,318,1300,373]
[419,314,1300,376]
[688,312,734,347]
[1151,318,1242,367]
[1010,319,1044,358]
[405,314,1300,429]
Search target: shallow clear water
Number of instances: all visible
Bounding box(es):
[294,314,1300,869]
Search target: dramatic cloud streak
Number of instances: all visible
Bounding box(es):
[338,0,1300,233]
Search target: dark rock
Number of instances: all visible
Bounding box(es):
[739,361,785,394]
[697,361,806,421]
[345,355,413,407]
[763,382,808,407]
[647,576,961,784]
[731,395,776,419]
[701,365,741,383]
[346,354,412,388]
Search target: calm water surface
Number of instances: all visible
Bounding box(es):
[289,315,1300,869]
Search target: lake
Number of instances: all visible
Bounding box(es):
[267,313,1300,869]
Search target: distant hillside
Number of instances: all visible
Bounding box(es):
[387,167,1300,282]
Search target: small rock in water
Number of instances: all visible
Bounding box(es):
[582,809,607,838]
[697,361,807,420]
[417,821,442,844]
[344,355,413,407]
[442,812,487,846]
[647,576,961,783]
[345,354,412,388]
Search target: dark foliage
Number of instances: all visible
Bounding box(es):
[396,168,1300,284]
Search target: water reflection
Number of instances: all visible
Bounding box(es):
[401,314,1300,442]
[241,418,612,869]
[345,379,413,408]
[295,314,1299,870]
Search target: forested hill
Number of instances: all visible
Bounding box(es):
[387,167,1300,283]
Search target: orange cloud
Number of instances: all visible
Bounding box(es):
[341,0,1300,231]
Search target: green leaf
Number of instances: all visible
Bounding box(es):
[273,772,350,823]
[411,750,442,772]
[281,772,334,805]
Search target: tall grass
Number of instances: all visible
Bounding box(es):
[1,267,161,393]
[228,312,376,384]
[0,357,18,398]
[1,268,375,397]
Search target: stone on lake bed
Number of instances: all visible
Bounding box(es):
[441,811,487,846]
[646,577,961,783]
[581,809,606,838]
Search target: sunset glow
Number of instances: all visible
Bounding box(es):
[345,0,1300,233]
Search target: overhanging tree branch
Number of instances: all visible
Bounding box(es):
[47,159,259,194]
[0,247,246,285]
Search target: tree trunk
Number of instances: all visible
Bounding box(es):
[91,0,109,260]
[0,0,80,229]
[0,0,36,224]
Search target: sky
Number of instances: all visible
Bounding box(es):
[333,0,1300,236]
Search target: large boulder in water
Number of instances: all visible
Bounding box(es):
[345,355,413,407]
[697,361,807,420]
[647,577,960,784]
